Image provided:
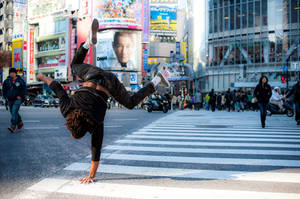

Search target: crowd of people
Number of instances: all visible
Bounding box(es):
[170,89,259,112]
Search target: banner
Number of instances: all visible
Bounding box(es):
[150,6,177,36]
[143,0,150,43]
[94,0,143,30]
[29,28,35,81]
[96,30,141,70]
[12,38,23,71]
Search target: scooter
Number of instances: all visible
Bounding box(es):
[267,99,294,117]
[144,98,169,113]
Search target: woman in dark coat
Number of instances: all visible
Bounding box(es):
[254,76,272,128]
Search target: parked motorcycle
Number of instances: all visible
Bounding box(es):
[144,98,169,113]
[267,99,294,117]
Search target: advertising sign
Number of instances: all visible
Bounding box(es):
[96,30,142,70]
[143,48,149,71]
[28,0,68,21]
[150,6,177,36]
[77,17,94,65]
[143,0,150,43]
[12,38,23,73]
[150,0,178,4]
[29,28,35,81]
[111,71,137,84]
[94,0,144,30]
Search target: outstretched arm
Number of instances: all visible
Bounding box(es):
[36,73,54,86]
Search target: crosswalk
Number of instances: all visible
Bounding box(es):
[16,111,300,199]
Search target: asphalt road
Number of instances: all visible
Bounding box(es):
[1,107,300,199]
[0,106,168,199]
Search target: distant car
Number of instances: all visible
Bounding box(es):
[33,95,55,108]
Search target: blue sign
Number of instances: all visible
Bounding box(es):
[170,50,174,62]
[283,65,288,72]
[143,49,149,71]
[298,44,300,57]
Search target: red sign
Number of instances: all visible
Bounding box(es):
[14,52,21,62]
[29,28,35,80]
[23,41,27,50]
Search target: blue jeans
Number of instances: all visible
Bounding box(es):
[8,99,22,126]
[295,101,300,122]
[258,102,268,126]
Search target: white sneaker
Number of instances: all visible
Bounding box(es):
[157,72,170,88]
[89,19,99,45]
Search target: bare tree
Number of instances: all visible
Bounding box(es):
[0,51,12,70]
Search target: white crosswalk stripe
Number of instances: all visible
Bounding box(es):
[18,111,300,199]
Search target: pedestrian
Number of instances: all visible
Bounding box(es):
[37,19,170,184]
[205,93,210,110]
[254,76,272,128]
[285,75,300,125]
[2,68,26,133]
[225,88,231,112]
[217,93,222,110]
[172,94,177,110]
[194,90,201,110]
[209,89,216,112]
[221,92,226,110]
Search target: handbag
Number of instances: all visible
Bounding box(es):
[252,97,258,103]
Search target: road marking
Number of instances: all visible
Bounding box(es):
[23,120,40,123]
[138,129,300,135]
[24,127,60,130]
[133,131,300,138]
[63,163,300,183]
[26,178,300,199]
[100,153,300,167]
[143,126,300,132]
[104,125,123,128]
[113,119,139,121]
[126,134,300,142]
[104,145,300,156]
[116,139,300,148]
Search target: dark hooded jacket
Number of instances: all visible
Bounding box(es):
[2,75,26,101]
[254,76,272,104]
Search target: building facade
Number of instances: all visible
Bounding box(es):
[199,0,300,92]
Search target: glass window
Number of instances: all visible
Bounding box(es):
[248,2,254,28]
[262,0,267,26]
[236,4,241,29]
[214,9,218,32]
[224,6,229,30]
[269,38,275,63]
[276,39,283,62]
[209,11,213,33]
[213,0,218,8]
[235,45,241,64]
[230,5,234,30]
[254,1,260,27]
[241,3,247,28]
[291,0,299,23]
[219,8,223,32]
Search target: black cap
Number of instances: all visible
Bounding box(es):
[9,68,17,74]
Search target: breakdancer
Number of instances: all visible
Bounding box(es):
[37,19,169,184]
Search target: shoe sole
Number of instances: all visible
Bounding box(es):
[8,128,15,133]
[91,19,99,45]
[158,72,170,88]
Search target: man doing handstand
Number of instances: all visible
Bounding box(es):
[37,19,169,184]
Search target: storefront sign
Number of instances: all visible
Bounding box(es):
[94,0,143,30]
[29,28,35,81]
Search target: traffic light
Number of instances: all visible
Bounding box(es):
[281,76,285,83]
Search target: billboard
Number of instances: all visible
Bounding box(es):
[96,30,142,71]
[143,0,150,43]
[150,6,177,36]
[94,0,143,30]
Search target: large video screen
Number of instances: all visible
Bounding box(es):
[94,0,143,30]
